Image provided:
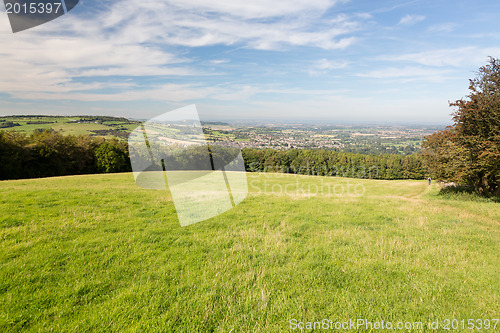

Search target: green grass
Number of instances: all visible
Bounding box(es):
[0,116,138,138]
[0,173,498,332]
[50,122,112,135]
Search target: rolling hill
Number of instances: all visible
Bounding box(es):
[0,115,139,139]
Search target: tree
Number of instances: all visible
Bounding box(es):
[421,127,460,182]
[0,131,25,180]
[422,57,500,195]
[94,141,128,173]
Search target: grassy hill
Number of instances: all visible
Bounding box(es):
[0,173,498,331]
[0,116,139,139]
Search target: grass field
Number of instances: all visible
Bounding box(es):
[0,116,138,138]
[0,173,499,332]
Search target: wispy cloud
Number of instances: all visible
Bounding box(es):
[4,82,261,103]
[84,0,361,51]
[398,14,425,25]
[356,66,452,82]
[210,59,231,65]
[166,0,341,19]
[307,58,349,76]
[0,31,200,101]
[381,47,500,67]
[428,23,458,33]
[0,0,363,103]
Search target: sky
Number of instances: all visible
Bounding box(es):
[1,0,500,124]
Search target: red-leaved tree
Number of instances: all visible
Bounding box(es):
[422,57,500,195]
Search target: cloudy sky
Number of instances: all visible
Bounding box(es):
[1,0,499,123]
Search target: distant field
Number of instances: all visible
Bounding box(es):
[0,116,139,139]
[0,116,437,154]
[0,174,498,331]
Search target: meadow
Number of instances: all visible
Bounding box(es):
[0,173,498,332]
[0,116,138,138]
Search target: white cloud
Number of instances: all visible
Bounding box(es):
[315,58,349,70]
[165,0,339,19]
[210,59,230,65]
[356,66,452,82]
[381,47,500,67]
[0,0,364,104]
[76,0,360,51]
[307,58,349,76]
[121,1,358,50]
[354,13,373,20]
[398,14,425,25]
[427,23,458,33]
[3,79,262,103]
[0,30,199,102]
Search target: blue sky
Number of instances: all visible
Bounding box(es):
[1,0,499,123]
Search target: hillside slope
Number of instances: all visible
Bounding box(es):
[0,173,498,331]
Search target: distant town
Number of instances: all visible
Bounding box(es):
[0,115,443,155]
[202,122,442,155]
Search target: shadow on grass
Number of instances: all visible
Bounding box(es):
[438,185,500,203]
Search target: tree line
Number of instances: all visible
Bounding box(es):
[241,148,427,180]
[0,130,129,180]
[1,129,429,181]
